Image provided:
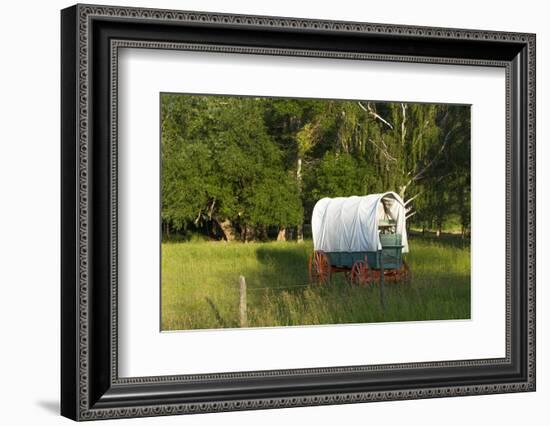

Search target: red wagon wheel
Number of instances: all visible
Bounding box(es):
[387,261,411,283]
[383,269,398,283]
[309,250,331,286]
[350,260,370,287]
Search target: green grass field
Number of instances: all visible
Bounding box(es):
[161,236,470,331]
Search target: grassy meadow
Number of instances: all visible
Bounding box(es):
[161,235,470,331]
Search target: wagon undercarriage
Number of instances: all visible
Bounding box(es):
[309,250,410,287]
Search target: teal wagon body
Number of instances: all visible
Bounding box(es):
[326,234,403,270]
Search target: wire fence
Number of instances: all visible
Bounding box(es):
[205,262,409,327]
[246,284,311,291]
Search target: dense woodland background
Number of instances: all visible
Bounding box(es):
[161,94,471,242]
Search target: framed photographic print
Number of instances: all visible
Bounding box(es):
[61,3,536,421]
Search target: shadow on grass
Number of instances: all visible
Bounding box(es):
[254,244,357,290]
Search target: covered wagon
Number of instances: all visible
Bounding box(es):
[309,192,410,286]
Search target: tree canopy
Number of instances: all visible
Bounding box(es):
[161,94,470,241]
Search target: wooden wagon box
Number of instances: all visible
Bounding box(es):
[326,234,403,270]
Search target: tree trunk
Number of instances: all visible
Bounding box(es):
[216,218,235,242]
[244,224,256,243]
[277,227,286,242]
[296,225,304,243]
[258,225,267,241]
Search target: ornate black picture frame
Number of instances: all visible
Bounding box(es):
[61,3,536,421]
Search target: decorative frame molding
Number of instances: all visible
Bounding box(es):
[61,3,535,421]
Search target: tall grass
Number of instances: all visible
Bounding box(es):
[161,237,470,331]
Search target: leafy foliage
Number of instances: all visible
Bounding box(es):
[161,94,471,241]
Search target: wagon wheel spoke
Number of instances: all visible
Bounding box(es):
[309,251,331,286]
[345,271,354,286]
[351,260,370,287]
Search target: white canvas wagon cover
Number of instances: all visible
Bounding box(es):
[311,192,409,253]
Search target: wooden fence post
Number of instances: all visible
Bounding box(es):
[239,275,248,327]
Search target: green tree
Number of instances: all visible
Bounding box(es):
[161,94,471,241]
[306,152,368,201]
[161,95,303,241]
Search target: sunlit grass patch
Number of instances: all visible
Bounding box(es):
[161,236,470,331]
